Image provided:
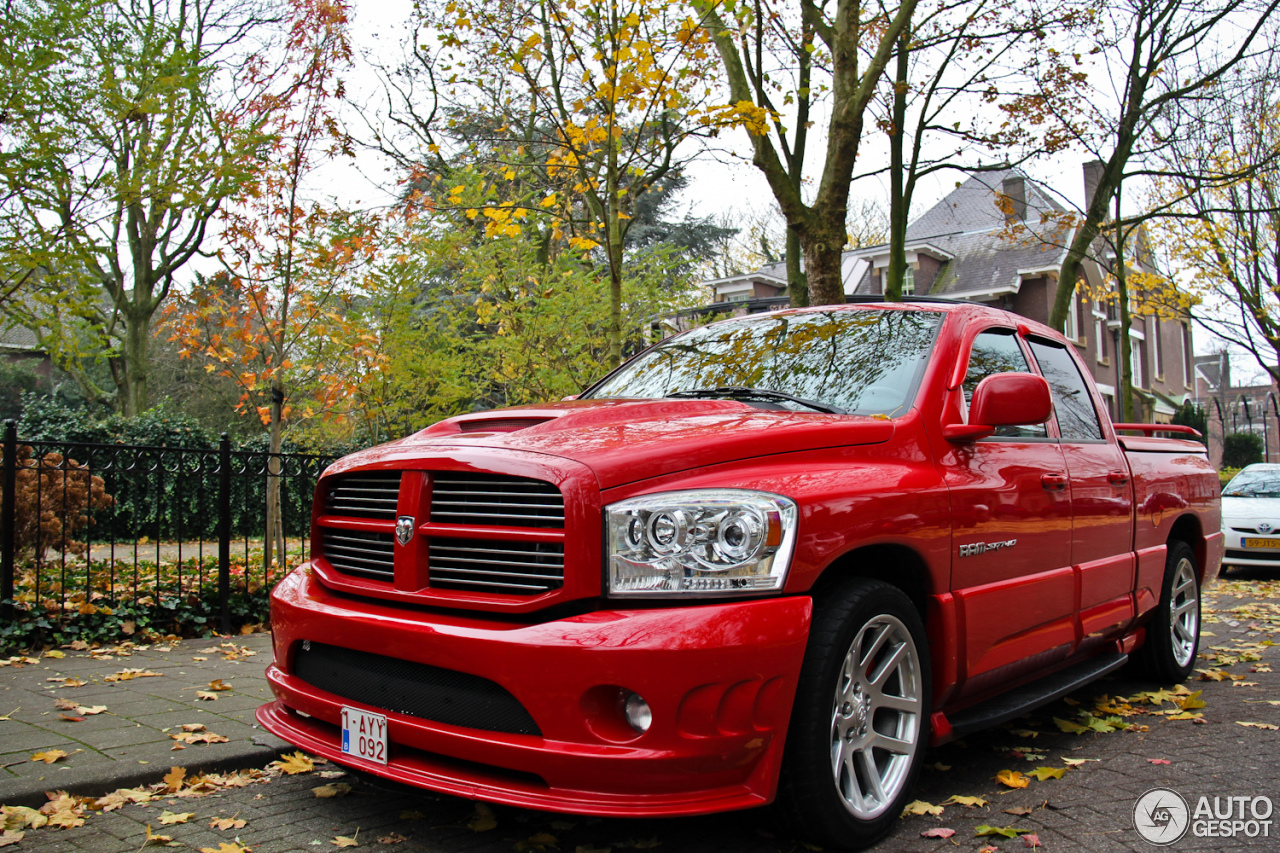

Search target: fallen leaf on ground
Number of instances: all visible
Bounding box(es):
[901,800,944,817]
[997,769,1030,788]
[59,714,85,722]
[47,677,86,688]
[944,795,989,808]
[2,805,47,830]
[142,826,175,847]
[200,844,251,853]
[31,750,68,764]
[376,834,407,845]
[1237,721,1280,730]
[976,824,1030,838]
[271,752,315,775]
[1005,806,1035,816]
[398,811,424,821]
[207,679,234,692]
[468,803,497,832]
[516,832,558,851]
[196,691,219,701]
[1022,833,1043,848]
[1060,757,1094,767]
[39,794,87,829]
[105,669,162,682]
[164,767,187,792]
[0,830,23,847]
[1027,767,1066,781]
[920,827,955,838]
[159,811,195,825]
[53,698,79,711]
[332,836,359,848]
[313,783,352,799]
[182,723,208,732]
[44,650,65,659]
[1053,717,1088,734]
[211,816,248,831]
[1148,758,1172,765]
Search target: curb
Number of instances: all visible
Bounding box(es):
[0,736,290,809]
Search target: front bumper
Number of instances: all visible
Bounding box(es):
[258,567,812,816]
[1222,527,1280,569]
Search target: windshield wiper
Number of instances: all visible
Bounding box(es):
[667,386,845,415]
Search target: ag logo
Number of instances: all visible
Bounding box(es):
[396,515,416,546]
[1133,787,1190,845]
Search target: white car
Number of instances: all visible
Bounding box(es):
[1221,463,1280,573]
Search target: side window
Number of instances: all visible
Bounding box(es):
[1028,339,1104,441]
[963,329,1047,438]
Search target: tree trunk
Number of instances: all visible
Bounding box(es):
[786,226,808,308]
[264,378,285,583]
[884,31,910,303]
[120,305,151,417]
[803,224,847,306]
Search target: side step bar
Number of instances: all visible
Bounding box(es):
[946,652,1129,740]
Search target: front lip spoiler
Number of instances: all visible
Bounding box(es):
[256,699,768,817]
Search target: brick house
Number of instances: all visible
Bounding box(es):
[697,163,1196,423]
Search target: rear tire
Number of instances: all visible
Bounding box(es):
[775,579,930,850]
[1131,541,1201,682]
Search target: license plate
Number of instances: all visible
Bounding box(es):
[1244,538,1280,549]
[340,707,388,765]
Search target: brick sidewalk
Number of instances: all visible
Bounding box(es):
[2,575,1279,851]
[0,634,286,808]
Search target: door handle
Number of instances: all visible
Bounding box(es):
[1108,470,1130,487]
[1041,473,1068,491]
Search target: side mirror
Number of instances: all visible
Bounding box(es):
[943,372,1052,442]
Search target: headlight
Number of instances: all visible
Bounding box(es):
[606,489,798,597]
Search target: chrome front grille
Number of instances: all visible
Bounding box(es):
[431,472,564,528]
[429,539,565,594]
[325,472,401,519]
[318,469,567,596]
[321,529,395,580]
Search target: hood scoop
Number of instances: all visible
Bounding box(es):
[457,416,553,433]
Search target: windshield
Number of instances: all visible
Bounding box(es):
[1224,469,1280,498]
[585,308,943,416]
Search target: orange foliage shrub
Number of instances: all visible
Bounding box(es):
[1,445,114,560]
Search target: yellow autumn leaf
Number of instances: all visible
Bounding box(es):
[1026,767,1066,781]
[1236,721,1280,730]
[313,783,352,798]
[901,800,944,816]
[997,769,1030,788]
[332,836,359,848]
[31,750,68,764]
[944,794,989,808]
[159,811,195,825]
[270,752,315,775]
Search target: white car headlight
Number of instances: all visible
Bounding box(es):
[605,490,798,597]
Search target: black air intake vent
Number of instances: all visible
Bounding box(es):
[294,641,540,736]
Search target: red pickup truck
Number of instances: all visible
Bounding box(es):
[258,301,1222,849]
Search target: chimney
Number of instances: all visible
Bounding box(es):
[1082,159,1105,206]
[1001,175,1026,223]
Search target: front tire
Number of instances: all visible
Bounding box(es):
[1131,540,1201,682]
[775,579,930,850]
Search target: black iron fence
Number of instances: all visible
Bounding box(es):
[0,422,336,635]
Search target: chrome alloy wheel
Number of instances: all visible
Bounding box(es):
[1169,555,1200,668]
[830,613,924,820]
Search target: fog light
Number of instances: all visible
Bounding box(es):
[624,692,652,734]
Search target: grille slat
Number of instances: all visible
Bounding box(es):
[432,473,564,529]
[430,538,564,594]
[322,529,394,579]
[326,472,402,520]
[294,642,540,736]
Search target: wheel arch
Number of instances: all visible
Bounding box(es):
[1168,512,1207,580]
[809,543,933,619]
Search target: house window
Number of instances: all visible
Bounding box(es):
[902,267,915,297]
[1182,323,1193,387]
[1063,289,1080,341]
[1151,320,1164,380]
[1130,333,1144,389]
[1093,302,1108,363]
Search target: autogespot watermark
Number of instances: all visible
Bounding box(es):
[1134,787,1275,845]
